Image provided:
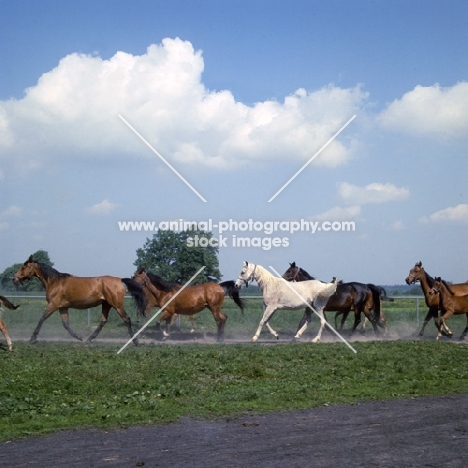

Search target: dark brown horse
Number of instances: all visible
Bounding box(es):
[405,261,468,336]
[282,262,384,335]
[0,295,19,351]
[13,255,146,345]
[429,277,468,340]
[132,268,245,341]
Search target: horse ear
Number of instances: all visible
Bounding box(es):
[416,261,422,267]
[26,254,34,264]
[290,262,296,267]
[244,261,248,266]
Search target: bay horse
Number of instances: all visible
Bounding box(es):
[405,261,468,336]
[134,272,196,332]
[13,255,146,345]
[429,277,468,340]
[132,268,245,341]
[0,295,19,351]
[235,261,338,343]
[282,262,385,335]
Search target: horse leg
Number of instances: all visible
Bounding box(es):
[252,305,277,342]
[210,308,227,342]
[0,319,13,351]
[295,309,312,339]
[189,314,196,333]
[460,315,468,341]
[59,308,83,341]
[30,305,58,343]
[419,308,437,336]
[156,310,174,338]
[436,312,453,340]
[311,307,327,343]
[350,310,362,335]
[114,305,138,345]
[339,310,350,330]
[87,303,111,343]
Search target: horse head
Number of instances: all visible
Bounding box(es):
[132,268,148,287]
[13,255,37,285]
[234,261,256,289]
[282,262,299,282]
[405,261,424,285]
[429,277,442,296]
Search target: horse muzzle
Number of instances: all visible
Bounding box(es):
[12,275,23,285]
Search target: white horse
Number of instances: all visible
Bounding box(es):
[235,261,338,343]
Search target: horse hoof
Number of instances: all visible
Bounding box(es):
[311,338,320,343]
[275,335,279,340]
[29,337,38,344]
[132,339,139,346]
[252,336,258,343]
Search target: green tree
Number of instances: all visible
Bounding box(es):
[0,250,53,292]
[134,230,221,284]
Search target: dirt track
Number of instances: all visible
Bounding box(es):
[2,393,468,468]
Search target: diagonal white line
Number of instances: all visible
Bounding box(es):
[268,266,357,353]
[268,114,356,202]
[117,266,206,354]
[118,114,207,203]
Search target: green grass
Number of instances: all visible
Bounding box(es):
[2,294,468,441]
[2,340,468,441]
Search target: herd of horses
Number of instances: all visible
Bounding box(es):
[1,255,468,351]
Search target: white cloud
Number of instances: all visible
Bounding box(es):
[388,220,404,230]
[0,38,367,171]
[1,205,22,218]
[310,205,361,221]
[420,203,468,224]
[87,199,118,216]
[338,182,409,205]
[378,82,468,139]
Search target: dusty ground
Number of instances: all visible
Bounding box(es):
[2,393,468,468]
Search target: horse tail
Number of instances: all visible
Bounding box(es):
[219,280,246,314]
[367,284,381,320]
[0,295,20,310]
[121,278,147,319]
[378,286,394,302]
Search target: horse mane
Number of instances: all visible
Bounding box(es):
[36,263,72,282]
[146,271,181,292]
[298,267,315,280]
[440,278,455,295]
[254,264,283,290]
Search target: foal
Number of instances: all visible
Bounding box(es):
[429,277,468,340]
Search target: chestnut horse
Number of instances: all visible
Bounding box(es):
[132,268,245,341]
[0,295,19,351]
[405,261,468,336]
[429,277,468,340]
[13,255,146,345]
[282,262,385,335]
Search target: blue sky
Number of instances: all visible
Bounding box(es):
[1,0,467,285]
